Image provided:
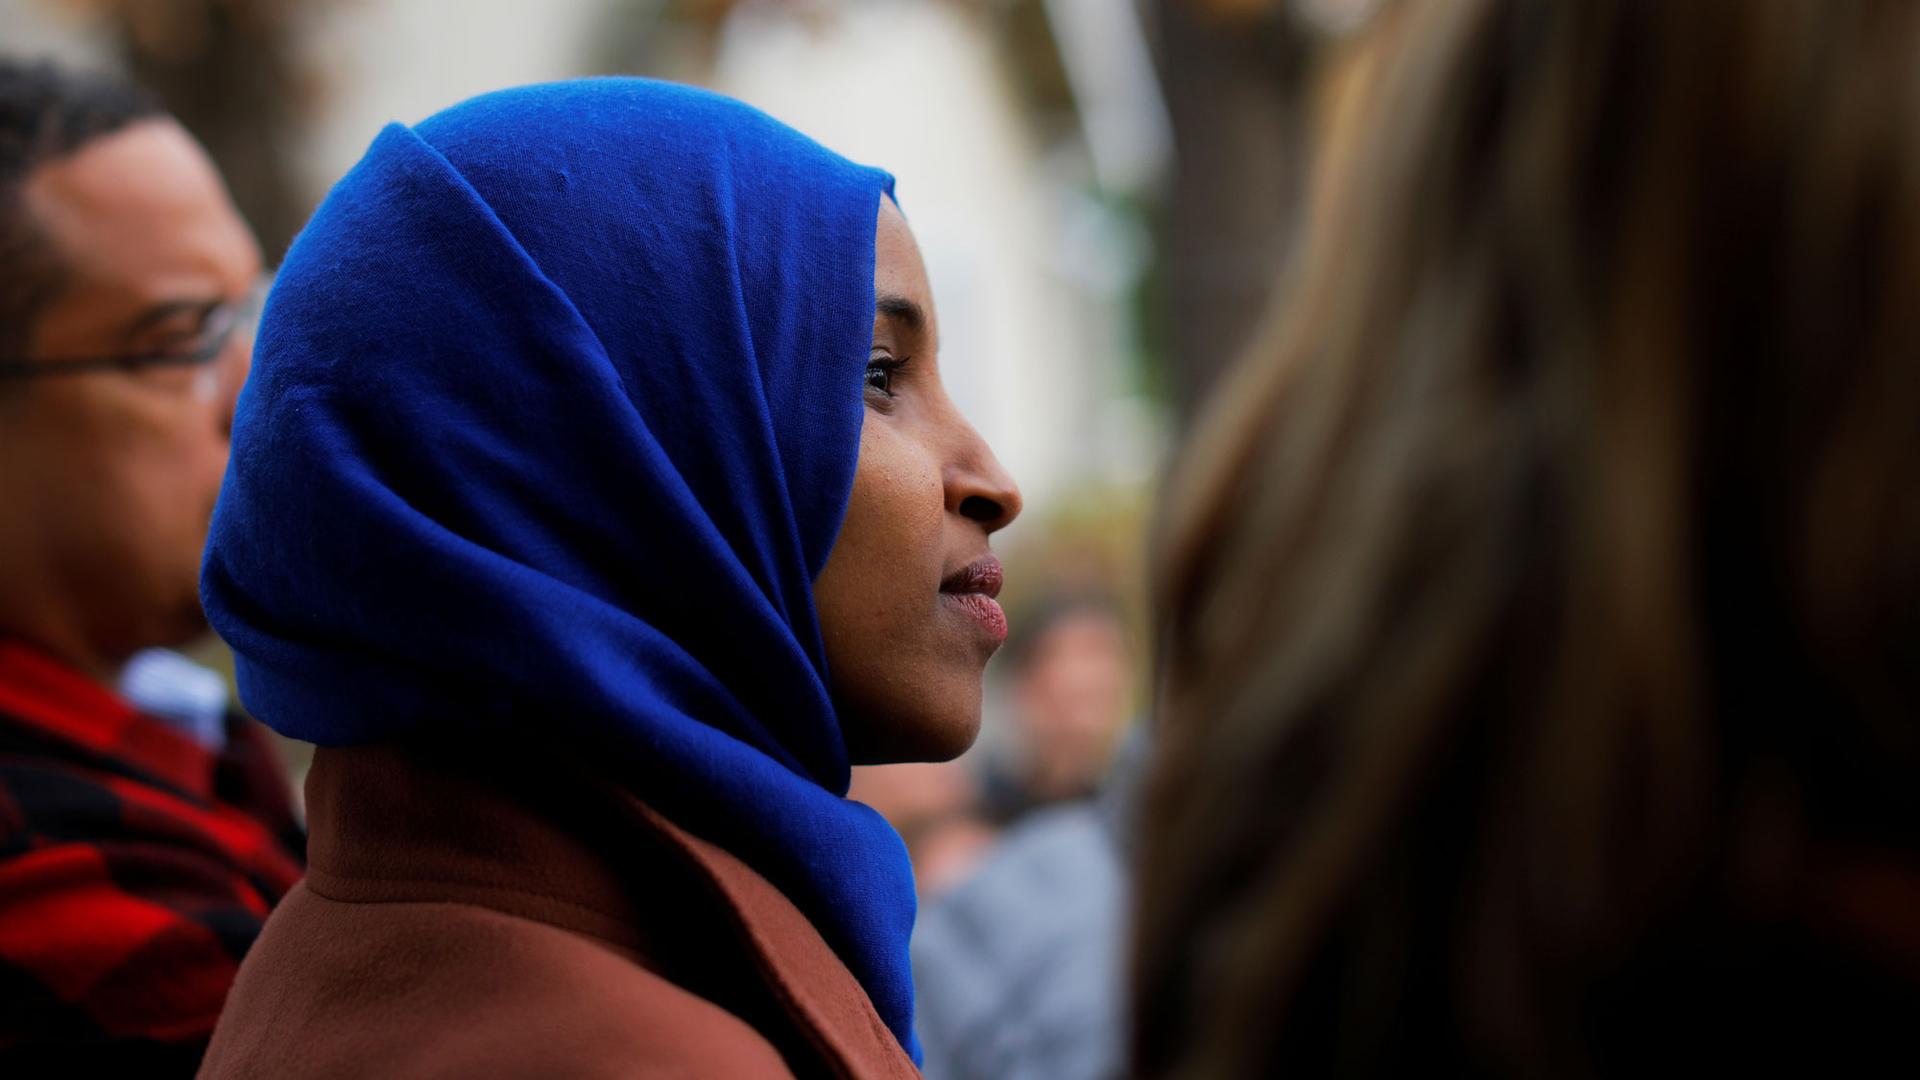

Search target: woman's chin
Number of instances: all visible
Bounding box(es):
[842,696,983,766]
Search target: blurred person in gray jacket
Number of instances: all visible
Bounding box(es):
[911,734,1145,1080]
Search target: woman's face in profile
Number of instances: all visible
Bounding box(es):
[813,198,1022,765]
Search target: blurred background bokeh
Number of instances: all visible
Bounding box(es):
[0,0,1378,873]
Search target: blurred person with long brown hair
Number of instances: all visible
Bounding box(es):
[1137,2,1920,1076]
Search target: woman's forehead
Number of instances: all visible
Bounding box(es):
[873,200,934,335]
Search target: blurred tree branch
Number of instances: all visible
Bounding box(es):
[44,0,341,260]
[1149,0,1386,416]
[1150,0,1311,418]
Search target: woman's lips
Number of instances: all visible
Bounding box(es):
[943,591,1009,643]
[941,556,1008,644]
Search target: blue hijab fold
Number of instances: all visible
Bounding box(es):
[201,78,921,1058]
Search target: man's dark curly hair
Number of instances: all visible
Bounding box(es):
[0,57,162,356]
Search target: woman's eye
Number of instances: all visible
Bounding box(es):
[865,355,908,399]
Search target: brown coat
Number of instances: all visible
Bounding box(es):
[198,741,922,1079]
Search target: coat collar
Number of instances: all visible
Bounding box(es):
[302,741,920,1080]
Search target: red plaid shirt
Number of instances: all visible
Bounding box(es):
[0,642,304,1072]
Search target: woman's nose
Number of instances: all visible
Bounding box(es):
[948,423,1022,534]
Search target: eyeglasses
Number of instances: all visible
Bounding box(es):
[0,281,266,394]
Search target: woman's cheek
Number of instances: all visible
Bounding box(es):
[867,420,944,541]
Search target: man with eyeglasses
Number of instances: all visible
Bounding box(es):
[0,58,303,1072]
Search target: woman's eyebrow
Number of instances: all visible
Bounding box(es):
[875,294,925,333]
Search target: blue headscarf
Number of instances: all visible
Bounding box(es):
[201,79,921,1058]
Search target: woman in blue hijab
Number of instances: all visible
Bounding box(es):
[195,79,1019,1078]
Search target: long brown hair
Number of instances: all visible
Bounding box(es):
[1137,2,1920,1075]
